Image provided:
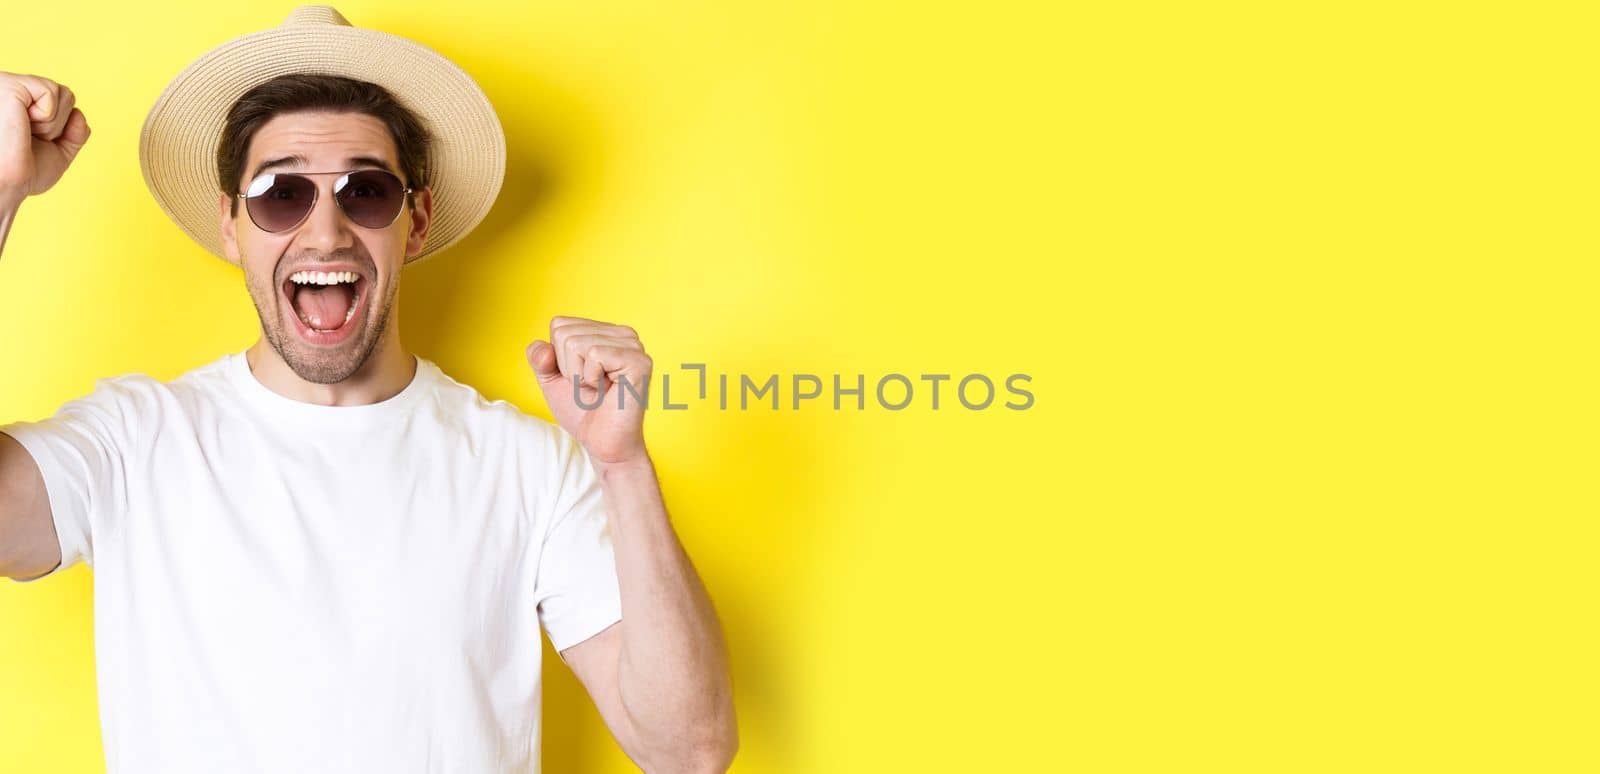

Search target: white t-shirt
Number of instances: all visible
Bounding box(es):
[1,351,623,773]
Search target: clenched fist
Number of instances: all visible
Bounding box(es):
[526,316,653,468]
[0,72,91,203]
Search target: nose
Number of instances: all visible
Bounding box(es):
[295,180,357,253]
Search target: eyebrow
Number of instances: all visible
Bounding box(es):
[249,155,400,180]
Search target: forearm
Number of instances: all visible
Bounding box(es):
[0,193,20,259]
[598,455,737,770]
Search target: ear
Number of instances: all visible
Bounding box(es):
[404,187,434,260]
[218,192,242,268]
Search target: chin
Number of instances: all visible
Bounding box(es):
[280,347,369,385]
[261,307,390,385]
[245,261,397,385]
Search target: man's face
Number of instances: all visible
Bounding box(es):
[219,111,432,384]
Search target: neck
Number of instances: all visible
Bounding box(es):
[244,330,416,407]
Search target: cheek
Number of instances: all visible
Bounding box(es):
[360,231,409,269]
[239,241,283,295]
[243,264,276,304]
[379,222,410,249]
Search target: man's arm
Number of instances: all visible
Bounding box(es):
[0,71,90,260]
[560,457,737,772]
[0,72,89,578]
[0,192,18,256]
[0,433,62,579]
[527,321,738,772]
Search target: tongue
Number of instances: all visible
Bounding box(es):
[293,284,355,330]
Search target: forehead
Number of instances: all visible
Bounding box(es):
[244,111,398,172]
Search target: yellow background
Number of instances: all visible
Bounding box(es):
[0,1,1593,771]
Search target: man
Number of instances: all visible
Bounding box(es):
[0,6,735,773]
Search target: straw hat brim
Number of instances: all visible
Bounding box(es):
[139,12,505,267]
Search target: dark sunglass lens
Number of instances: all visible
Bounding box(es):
[244,174,317,232]
[336,170,406,228]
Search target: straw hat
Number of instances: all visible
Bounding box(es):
[139,5,505,266]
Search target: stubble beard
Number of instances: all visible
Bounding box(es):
[245,258,398,385]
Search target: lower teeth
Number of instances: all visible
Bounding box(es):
[294,301,358,332]
[290,282,360,332]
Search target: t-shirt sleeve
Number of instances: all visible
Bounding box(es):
[0,378,135,582]
[532,425,624,654]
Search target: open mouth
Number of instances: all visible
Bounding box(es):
[282,270,369,345]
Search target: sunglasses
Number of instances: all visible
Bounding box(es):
[236,169,414,233]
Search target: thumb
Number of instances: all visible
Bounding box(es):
[526,340,562,383]
[55,108,90,160]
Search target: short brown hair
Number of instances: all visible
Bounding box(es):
[216,74,432,213]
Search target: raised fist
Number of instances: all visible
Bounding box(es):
[0,72,91,202]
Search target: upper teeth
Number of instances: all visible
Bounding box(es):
[290,271,358,285]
